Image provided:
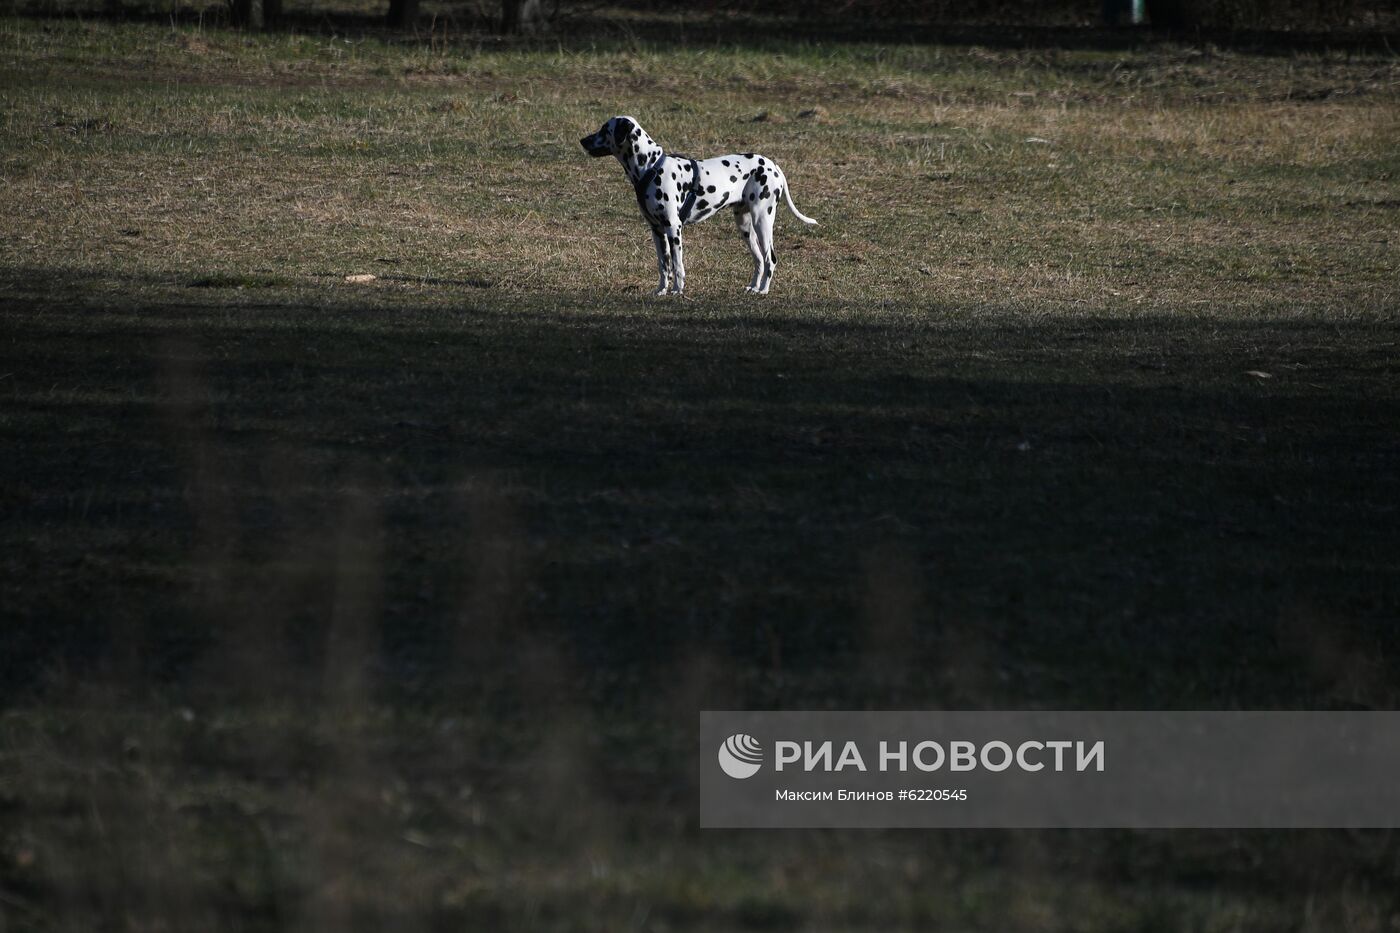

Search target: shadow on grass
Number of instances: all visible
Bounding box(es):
[2,274,1399,930]
[3,274,1397,711]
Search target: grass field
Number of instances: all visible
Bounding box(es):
[3,11,1400,931]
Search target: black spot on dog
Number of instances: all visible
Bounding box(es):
[729,176,737,182]
[722,159,730,166]
[697,199,709,210]
[707,185,716,193]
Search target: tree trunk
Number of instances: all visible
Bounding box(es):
[387,0,419,28]
[501,0,545,34]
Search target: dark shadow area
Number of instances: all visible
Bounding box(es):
[3,274,1397,712]
[7,3,1400,54]
[572,15,1400,55]
[2,270,1399,929]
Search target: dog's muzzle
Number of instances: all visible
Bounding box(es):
[580,135,611,157]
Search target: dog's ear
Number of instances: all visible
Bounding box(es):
[611,117,635,151]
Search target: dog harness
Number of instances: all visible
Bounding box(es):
[634,156,702,225]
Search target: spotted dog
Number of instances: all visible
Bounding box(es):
[580,115,817,296]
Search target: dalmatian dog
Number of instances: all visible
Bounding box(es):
[580,115,817,296]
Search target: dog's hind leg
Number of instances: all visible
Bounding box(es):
[735,209,763,293]
[751,206,776,295]
[650,227,670,296]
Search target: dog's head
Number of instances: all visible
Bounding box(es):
[579,116,640,158]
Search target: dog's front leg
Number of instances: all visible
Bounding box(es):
[650,227,671,296]
[666,227,685,295]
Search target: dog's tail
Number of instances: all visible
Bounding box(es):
[783,186,818,226]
